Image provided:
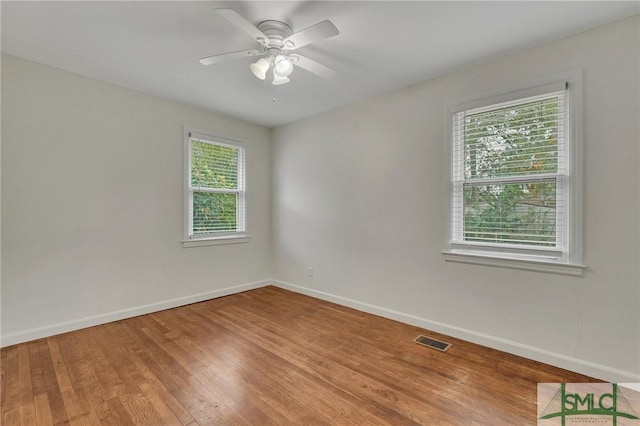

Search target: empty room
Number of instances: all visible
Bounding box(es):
[1,1,639,425]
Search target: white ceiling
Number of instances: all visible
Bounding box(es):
[2,1,639,127]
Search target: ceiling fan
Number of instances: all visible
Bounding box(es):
[199,9,339,85]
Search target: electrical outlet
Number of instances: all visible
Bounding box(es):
[308,267,314,277]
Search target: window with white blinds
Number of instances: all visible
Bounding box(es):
[446,76,583,271]
[185,131,246,241]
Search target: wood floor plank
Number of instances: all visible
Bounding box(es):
[27,341,48,398]
[3,407,21,426]
[1,345,20,419]
[1,286,600,425]
[46,338,90,422]
[34,340,70,426]
[34,393,54,425]
[17,344,37,425]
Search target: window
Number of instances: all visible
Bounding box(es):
[183,130,248,247]
[444,73,583,275]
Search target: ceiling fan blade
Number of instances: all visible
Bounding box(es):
[292,55,337,80]
[215,8,269,47]
[284,20,339,50]
[199,49,262,66]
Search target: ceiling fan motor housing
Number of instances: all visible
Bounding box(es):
[256,20,294,53]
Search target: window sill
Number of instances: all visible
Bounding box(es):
[442,250,585,277]
[182,234,251,248]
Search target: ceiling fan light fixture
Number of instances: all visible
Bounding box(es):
[272,74,290,85]
[250,58,270,80]
[273,55,294,78]
[201,10,339,87]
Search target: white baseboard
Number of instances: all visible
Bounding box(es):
[4,277,638,383]
[271,279,640,383]
[0,279,271,347]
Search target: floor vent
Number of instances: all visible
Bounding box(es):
[413,335,452,352]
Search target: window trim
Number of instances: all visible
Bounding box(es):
[442,70,585,275]
[182,128,250,248]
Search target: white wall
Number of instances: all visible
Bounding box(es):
[272,16,640,381]
[1,54,272,344]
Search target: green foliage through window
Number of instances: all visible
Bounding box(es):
[463,182,556,246]
[190,139,244,235]
[191,141,239,189]
[192,192,237,234]
[459,93,564,246]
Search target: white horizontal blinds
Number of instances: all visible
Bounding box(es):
[189,135,245,237]
[452,88,567,249]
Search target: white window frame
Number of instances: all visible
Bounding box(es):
[442,71,585,276]
[182,128,250,248]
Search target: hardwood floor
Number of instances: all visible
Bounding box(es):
[1,286,598,425]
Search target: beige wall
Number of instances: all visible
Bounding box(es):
[1,54,272,344]
[272,16,640,381]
